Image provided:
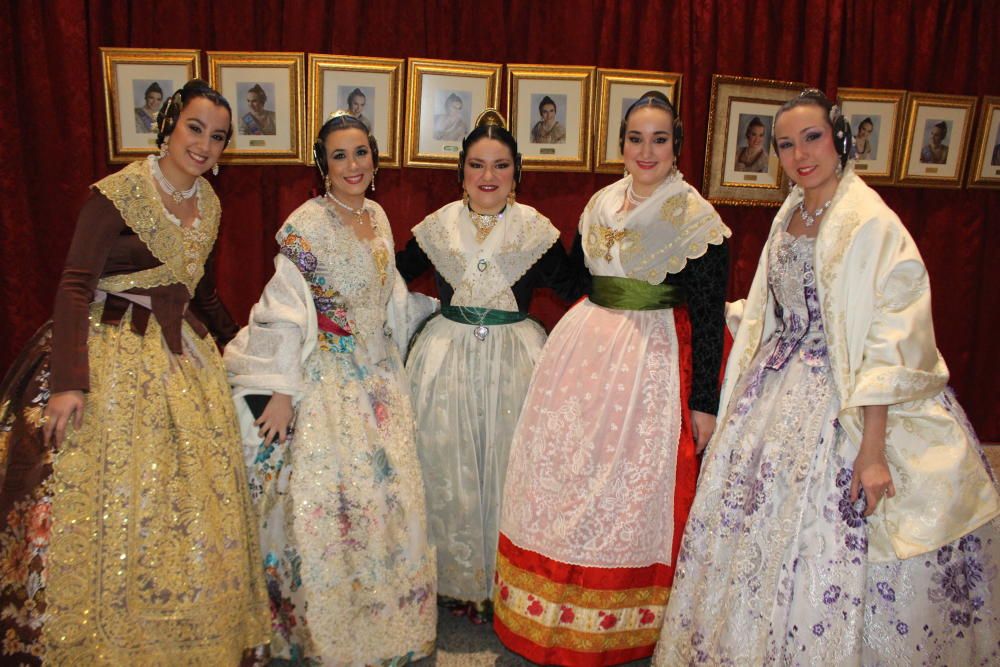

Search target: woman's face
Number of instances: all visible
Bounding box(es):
[448,99,463,117]
[247,91,265,114]
[463,137,515,215]
[323,127,374,201]
[161,97,230,179]
[857,122,872,139]
[774,104,840,196]
[622,105,676,195]
[930,125,945,146]
[145,91,163,113]
[540,103,557,125]
[349,94,366,116]
[747,124,765,150]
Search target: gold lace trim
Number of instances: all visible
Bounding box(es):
[97,265,179,292]
[94,160,221,296]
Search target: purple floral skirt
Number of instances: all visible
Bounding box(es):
[653,320,1000,666]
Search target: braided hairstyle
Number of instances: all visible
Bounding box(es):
[155,78,233,148]
[619,90,683,158]
[457,109,522,186]
[772,89,853,167]
[312,111,379,179]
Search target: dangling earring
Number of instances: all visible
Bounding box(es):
[623,167,629,177]
[212,163,219,176]
[507,186,516,207]
[159,139,169,158]
[462,189,470,207]
[370,169,377,193]
[835,160,844,178]
[324,176,332,195]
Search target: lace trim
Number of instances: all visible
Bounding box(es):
[94,160,220,296]
[97,265,179,292]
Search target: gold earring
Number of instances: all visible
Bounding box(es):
[324,176,332,195]
[212,163,219,176]
[507,187,516,206]
[462,189,470,206]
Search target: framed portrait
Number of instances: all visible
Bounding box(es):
[308,54,404,168]
[593,68,682,173]
[404,58,502,169]
[967,96,1000,189]
[836,87,907,185]
[207,51,306,164]
[506,65,595,172]
[100,47,200,163]
[896,92,977,188]
[703,75,805,206]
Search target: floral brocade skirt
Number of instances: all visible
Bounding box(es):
[0,308,269,666]
[653,322,1000,666]
[243,342,437,666]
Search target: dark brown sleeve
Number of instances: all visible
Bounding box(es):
[190,248,239,345]
[49,192,124,393]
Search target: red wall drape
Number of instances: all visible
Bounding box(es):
[1,0,997,438]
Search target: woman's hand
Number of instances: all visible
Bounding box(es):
[43,390,85,449]
[691,410,717,454]
[256,393,294,445]
[850,445,896,517]
[851,404,894,517]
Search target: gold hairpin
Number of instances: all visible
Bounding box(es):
[474,108,507,130]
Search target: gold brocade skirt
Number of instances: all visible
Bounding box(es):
[0,305,269,665]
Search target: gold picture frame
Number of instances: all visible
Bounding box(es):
[404,58,502,169]
[704,74,806,207]
[100,47,200,163]
[507,64,595,172]
[837,87,908,185]
[593,68,682,174]
[896,92,977,188]
[966,96,1000,189]
[207,51,306,164]
[307,54,405,168]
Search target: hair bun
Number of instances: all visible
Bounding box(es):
[474,109,507,130]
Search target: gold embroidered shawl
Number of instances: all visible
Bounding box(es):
[580,172,730,283]
[94,158,221,296]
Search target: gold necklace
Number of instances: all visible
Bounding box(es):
[469,206,504,242]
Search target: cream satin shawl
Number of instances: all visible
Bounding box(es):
[720,167,1000,562]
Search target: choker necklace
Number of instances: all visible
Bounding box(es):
[469,206,504,242]
[325,192,366,225]
[625,185,651,208]
[150,155,199,204]
[798,198,833,227]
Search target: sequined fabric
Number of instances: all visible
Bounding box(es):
[653,230,1000,666]
[240,199,437,664]
[0,309,270,666]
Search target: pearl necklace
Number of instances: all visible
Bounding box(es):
[625,185,650,208]
[469,206,504,242]
[325,192,367,225]
[150,155,199,204]
[798,198,833,227]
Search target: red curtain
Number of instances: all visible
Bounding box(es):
[1,0,997,438]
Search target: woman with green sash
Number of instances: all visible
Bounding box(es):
[493,92,730,666]
[396,110,581,623]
